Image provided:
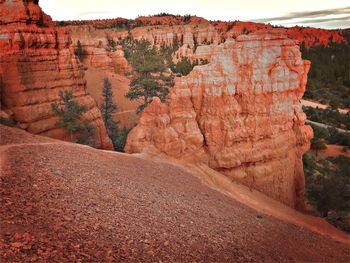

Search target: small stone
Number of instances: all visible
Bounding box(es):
[11,242,22,248]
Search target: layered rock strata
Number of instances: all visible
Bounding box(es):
[0,0,112,149]
[125,31,313,208]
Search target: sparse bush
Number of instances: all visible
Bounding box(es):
[308,123,350,147]
[171,57,209,76]
[183,15,191,24]
[242,27,249,34]
[0,117,16,127]
[226,22,235,32]
[107,38,117,52]
[154,13,176,17]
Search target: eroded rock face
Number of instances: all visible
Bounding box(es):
[0,0,113,149]
[125,31,313,208]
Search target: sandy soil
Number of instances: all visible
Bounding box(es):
[318,144,350,158]
[1,125,349,262]
[84,68,140,128]
[301,99,349,114]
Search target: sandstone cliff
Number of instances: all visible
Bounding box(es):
[125,31,313,209]
[0,0,112,149]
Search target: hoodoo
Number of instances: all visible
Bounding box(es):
[125,31,314,209]
[0,0,112,149]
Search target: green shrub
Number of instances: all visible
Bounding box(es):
[309,123,350,147]
[0,117,16,127]
[107,38,117,52]
[114,127,132,152]
[171,57,209,76]
[51,91,96,146]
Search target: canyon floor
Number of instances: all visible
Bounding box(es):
[0,125,349,262]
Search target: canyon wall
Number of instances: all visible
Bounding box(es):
[66,26,139,128]
[125,31,313,209]
[0,0,113,149]
[63,17,347,129]
[61,17,347,49]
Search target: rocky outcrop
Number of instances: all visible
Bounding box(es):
[125,31,313,208]
[0,0,113,149]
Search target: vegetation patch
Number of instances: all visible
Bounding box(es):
[310,124,350,151]
[303,106,350,130]
[171,57,209,76]
[120,37,177,113]
[303,153,350,232]
[301,33,350,108]
[100,78,132,152]
[51,91,96,146]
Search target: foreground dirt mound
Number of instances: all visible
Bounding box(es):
[0,125,348,262]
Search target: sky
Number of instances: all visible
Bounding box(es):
[40,0,350,29]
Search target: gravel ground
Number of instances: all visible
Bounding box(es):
[0,125,349,262]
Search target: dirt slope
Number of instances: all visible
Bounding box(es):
[0,125,349,262]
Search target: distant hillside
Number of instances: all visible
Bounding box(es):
[56,15,348,48]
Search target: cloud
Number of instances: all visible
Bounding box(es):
[281,15,350,25]
[253,6,350,23]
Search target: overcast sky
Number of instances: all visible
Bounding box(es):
[40,0,350,29]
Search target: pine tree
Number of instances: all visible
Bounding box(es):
[125,39,169,113]
[114,127,132,152]
[51,91,96,146]
[75,40,85,61]
[100,78,118,145]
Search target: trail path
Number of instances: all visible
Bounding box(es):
[301,99,349,114]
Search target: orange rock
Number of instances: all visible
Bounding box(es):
[125,30,313,209]
[0,0,112,149]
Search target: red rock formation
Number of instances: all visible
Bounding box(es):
[60,16,347,49]
[0,0,113,149]
[125,31,313,209]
